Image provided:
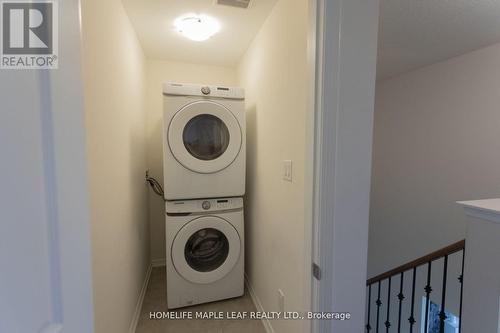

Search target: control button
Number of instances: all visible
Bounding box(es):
[202,201,211,210]
[201,86,211,95]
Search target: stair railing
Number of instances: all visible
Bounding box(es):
[366,240,465,333]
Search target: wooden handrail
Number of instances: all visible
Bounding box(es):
[366,239,465,286]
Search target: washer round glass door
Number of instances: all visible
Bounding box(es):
[168,101,242,174]
[171,216,241,284]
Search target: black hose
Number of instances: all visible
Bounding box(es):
[145,174,165,199]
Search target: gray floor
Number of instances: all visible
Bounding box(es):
[135,267,266,333]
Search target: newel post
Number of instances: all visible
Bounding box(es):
[458,199,500,333]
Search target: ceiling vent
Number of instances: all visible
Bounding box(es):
[216,0,251,9]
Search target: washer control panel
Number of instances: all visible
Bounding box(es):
[166,197,243,214]
[215,199,231,210]
[201,86,211,95]
[202,200,211,210]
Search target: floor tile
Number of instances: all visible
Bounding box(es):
[135,267,266,333]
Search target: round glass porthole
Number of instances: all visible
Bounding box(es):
[184,228,229,272]
[183,114,230,161]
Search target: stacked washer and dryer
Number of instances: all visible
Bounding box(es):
[162,82,246,309]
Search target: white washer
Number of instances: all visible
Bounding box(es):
[165,197,244,309]
[163,82,246,200]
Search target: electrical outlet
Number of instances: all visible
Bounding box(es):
[278,289,285,312]
[283,160,292,182]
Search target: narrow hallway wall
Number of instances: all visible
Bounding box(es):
[81,0,149,332]
[238,0,309,332]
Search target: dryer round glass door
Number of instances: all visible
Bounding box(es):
[171,216,241,284]
[183,114,230,161]
[168,101,242,174]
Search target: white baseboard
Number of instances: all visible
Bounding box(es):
[129,263,152,333]
[244,274,275,333]
[151,258,166,267]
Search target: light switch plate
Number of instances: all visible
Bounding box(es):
[283,160,292,182]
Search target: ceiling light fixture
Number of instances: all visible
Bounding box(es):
[174,14,220,42]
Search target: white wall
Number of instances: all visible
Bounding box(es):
[81,1,150,332]
[145,60,237,262]
[238,0,309,332]
[369,42,500,277]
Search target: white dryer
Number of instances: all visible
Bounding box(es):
[163,82,245,200]
[165,197,244,309]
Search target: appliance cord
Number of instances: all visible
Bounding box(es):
[145,172,165,199]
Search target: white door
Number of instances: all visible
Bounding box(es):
[168,100,242,173]
[0,1,94,332]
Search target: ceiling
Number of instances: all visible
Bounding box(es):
[378,0,500,79]
[124,0,500,78]
[122,0,277,67]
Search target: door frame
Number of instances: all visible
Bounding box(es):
[305,0,380,332]
[42,0,95,331]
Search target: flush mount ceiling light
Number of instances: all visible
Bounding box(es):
[174,15,220,42]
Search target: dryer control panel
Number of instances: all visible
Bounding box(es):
[163,82,245,100]
[166,197,243,214]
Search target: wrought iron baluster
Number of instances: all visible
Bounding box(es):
[458,249,465,333]
[409,267,417,333]
[397,272,404,333]
[366,241,465,333]
[376,281,382,333]
[367,284,372,332]
[385,276,392,332]
[439,255,448,333]
[424,262,433,333]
